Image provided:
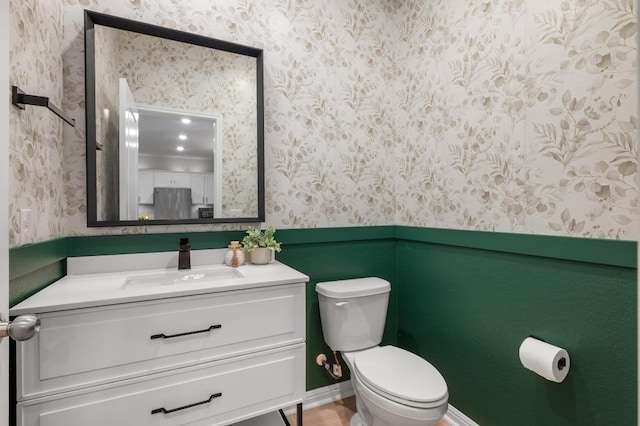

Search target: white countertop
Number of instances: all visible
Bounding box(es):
[11,249,309,315]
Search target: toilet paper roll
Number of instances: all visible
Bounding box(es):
[519,337,570,383]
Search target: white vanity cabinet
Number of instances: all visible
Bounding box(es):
[11,256,308,426]
[19,345,303,426]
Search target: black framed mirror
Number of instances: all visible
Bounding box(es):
[84,10,264,226]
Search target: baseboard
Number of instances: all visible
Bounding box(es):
[284,381,355,414]
[445,403,481,426]
[285,381,480,425]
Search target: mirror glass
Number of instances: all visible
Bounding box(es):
[85,11,264,226]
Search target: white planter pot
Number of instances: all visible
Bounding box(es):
[250,248,273,265]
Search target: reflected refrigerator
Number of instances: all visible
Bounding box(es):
[154,187,192,220]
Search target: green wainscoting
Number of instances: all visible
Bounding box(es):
[66,231,247,256]
[395,226,636,268]
[9,238,67,307]
[8,226,637,424]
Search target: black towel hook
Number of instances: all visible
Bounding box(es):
[11,85,75,127]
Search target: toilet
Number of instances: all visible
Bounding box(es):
[316,277,448,426]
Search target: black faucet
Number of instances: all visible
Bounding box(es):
[178,237,191,270]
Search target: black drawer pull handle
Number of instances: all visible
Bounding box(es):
[150,324,222,340]
[151,392,222,415]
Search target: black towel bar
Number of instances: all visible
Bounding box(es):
[11,85,75,127]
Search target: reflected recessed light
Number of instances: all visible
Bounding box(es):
[178,134,187,140]
[176,146,185,152]
[181,118,191,124]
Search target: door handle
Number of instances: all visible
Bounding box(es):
[0,314,40,342]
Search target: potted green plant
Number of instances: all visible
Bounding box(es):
[242,226,282,264]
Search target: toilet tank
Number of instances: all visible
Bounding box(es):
[315,278,390,352]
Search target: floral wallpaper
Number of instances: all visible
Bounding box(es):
[9,0,66,247]
[8,0,638,246]
[61,0,398,236]
[394,0,638,239]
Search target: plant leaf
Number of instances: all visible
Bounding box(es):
[612,215,632,225]
[613,79,634,89]
[596,31,609,43]
[549,222,563,231]
[618,161,637,176]
[619,22,636,39]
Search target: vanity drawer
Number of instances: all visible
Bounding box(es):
[18,344,305,426]
[17,283,305,400]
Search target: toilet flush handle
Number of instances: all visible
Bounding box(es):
[335,301,350,309]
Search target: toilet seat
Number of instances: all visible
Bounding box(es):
[353,346,448,409]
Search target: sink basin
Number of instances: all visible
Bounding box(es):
[124,267,243,288]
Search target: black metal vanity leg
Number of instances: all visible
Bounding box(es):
[278,403,302,425]
[297,403,303,426]
[279,409,289,425]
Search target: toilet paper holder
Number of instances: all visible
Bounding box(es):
[520,335,570,382]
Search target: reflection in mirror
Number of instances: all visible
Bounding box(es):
[119,104,223,221]
[86,11,264,226]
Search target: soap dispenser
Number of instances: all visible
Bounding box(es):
[178,237,191,270]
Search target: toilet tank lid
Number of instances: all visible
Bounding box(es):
[316,277,390,298]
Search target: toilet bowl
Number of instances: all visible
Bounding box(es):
[316,278,449,426]
[342,347,448,426]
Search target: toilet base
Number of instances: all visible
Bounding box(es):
[350,412,397,426]
[349,413,366,426]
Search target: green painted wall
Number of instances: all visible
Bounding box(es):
[396,238,636,425]
[8,226,637,424]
